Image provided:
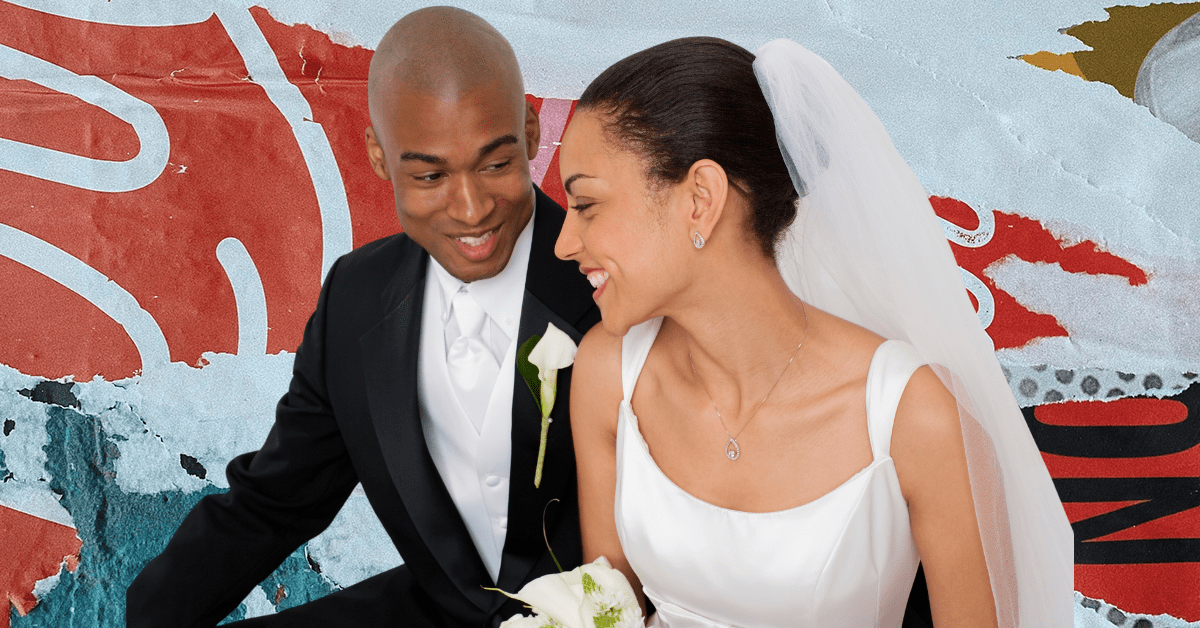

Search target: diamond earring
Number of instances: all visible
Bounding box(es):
[693,232,705,249]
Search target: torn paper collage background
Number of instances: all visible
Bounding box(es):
[0,0,1197,626]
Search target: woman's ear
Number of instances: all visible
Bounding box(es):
[364,126,391,181]
[686,159,730,245]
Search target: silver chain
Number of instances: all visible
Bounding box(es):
[687,302,809,461]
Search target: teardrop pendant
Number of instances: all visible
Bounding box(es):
[725,438,740,461]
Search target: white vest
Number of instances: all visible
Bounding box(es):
[417,302,514,583]
[415,211,534,584]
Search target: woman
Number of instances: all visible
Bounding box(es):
[554,37,1072,627]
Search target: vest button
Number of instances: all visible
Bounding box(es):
[485,474,501,487]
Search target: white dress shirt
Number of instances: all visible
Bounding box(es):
[417,209,534,583]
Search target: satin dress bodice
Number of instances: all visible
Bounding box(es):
[614,317,924,628]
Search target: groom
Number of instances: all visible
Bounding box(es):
[126,7,599,627]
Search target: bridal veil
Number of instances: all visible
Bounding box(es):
[753,39,1074,626]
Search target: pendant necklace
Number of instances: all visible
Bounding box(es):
[688,302,809,461]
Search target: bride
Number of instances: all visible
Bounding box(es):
[553,37,1073,627]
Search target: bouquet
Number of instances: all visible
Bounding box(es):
[497,556,644,628]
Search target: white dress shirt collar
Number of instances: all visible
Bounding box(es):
[428,207,535,352]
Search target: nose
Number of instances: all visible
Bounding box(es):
[555,208,583,261]
[447,174,494,226]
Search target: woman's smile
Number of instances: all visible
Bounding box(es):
[583,267,610,299]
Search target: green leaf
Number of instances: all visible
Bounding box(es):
[517,334,543,415]
[593,608,621,628]
[582,573,599,595]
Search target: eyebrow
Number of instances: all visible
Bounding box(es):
[399,151,446,164]
[563,173,595,196]
[478,135,518,159]
[398,135,519,165]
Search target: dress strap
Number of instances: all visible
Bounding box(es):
[620,317,664,401]
[864,340,926,460]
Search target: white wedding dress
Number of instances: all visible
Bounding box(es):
[615,317,925,628]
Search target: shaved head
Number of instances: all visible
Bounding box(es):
[363,7,540,283]
[368,6,526,121]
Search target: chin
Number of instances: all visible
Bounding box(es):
[442,244,512,283]
[455,262,504,283]
[597,306,648,338]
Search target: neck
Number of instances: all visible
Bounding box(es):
[662,249,812,408]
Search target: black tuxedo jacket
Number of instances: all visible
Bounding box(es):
[127,187,601,627]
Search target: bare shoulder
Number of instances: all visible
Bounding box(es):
[889,364,967,503]
[570,324,625,434]
[889,363,999,626]
[803,304,889,381]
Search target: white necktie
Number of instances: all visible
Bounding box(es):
[447,289,499,433]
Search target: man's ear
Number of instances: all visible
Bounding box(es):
[364,126,391,181]
[524,101,541,163]
[686,159,729,244]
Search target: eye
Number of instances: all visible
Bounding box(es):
[414,172,445,183]
[483,160,511,172]
[570,202,595,211]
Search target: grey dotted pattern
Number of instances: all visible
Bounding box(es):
[1002,366,1198,408]
[1075,593,1194,628]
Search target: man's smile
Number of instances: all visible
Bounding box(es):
[452,226,501,261]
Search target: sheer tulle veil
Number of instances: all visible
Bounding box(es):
[752,39,1073,626]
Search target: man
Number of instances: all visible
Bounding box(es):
[127,7,600,627]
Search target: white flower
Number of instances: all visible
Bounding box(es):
[500,613,555,628]
[579,557,640,605]
[528,322,578,373]
[495,557,641,628]
[501,569,585,628]
[528,322,578,417]
[613,612,644,628]
[525,323,579,487]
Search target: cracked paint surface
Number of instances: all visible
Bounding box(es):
[0,360,400,626]
[1,1,1198,626]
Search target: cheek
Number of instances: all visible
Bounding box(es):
[397,182,447,212]
[605,221,672,289]
[393,188,443,233]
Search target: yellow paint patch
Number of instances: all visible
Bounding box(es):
[1021,51,1086,78]
[1021,2,1200,99]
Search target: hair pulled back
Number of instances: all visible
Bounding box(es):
[578,37,799,258]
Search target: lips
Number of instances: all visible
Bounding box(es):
[457,231,492,247]
[582,268,609,300]
[586,270,609,289]
[452,227,499,262]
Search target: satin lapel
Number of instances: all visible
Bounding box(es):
[360,249,494,611]
[495,291,584,594]
[495,187,599,595]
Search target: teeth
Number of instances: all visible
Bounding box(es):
[587,270,609,288]
[457,231,493,247]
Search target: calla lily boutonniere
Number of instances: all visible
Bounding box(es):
[516,323,578,488]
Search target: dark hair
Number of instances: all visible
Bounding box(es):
[578,37,798,258]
